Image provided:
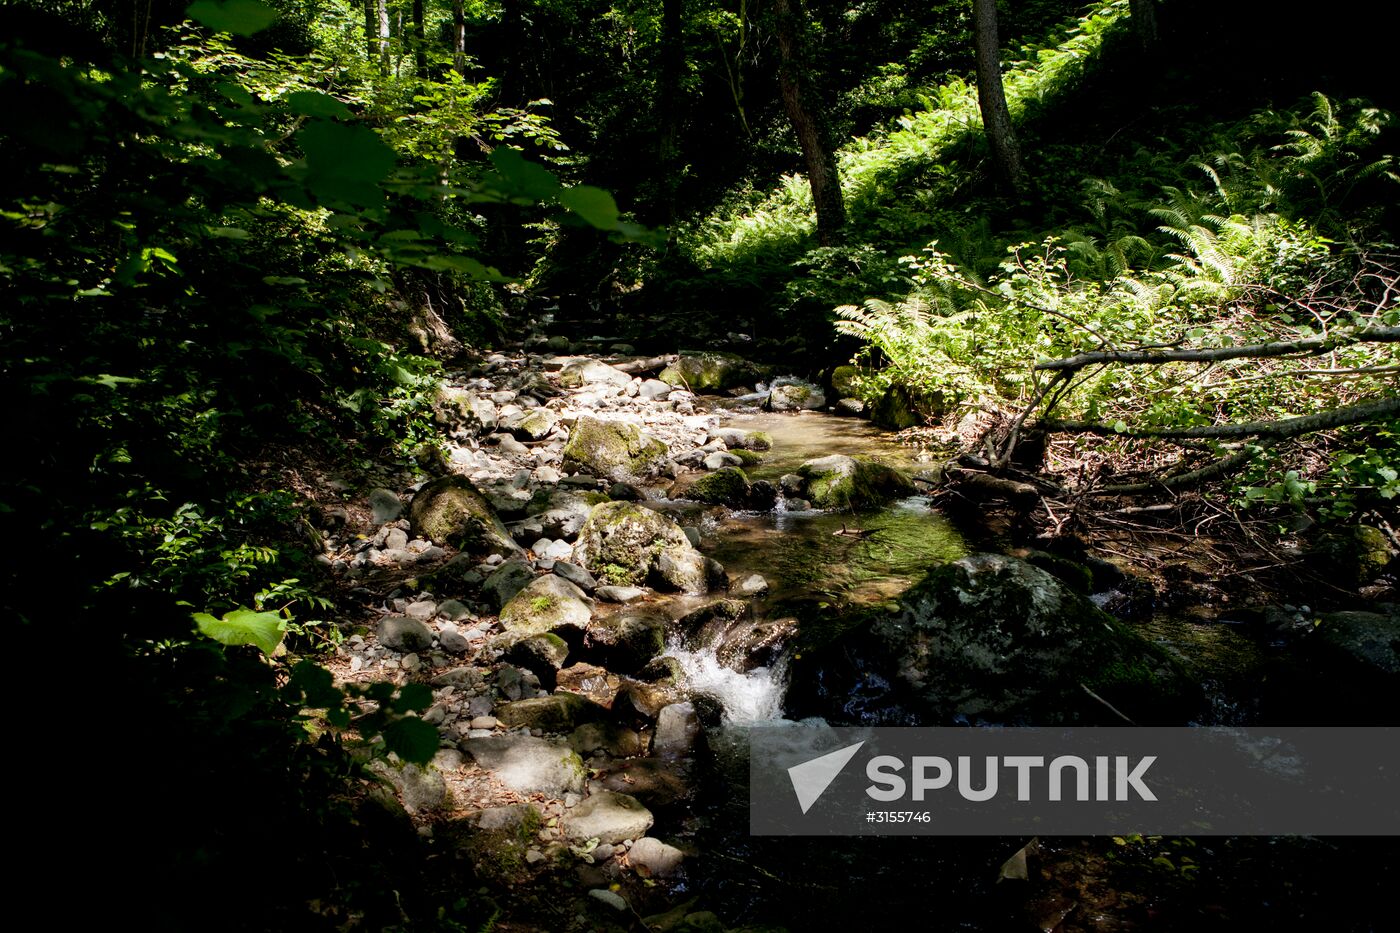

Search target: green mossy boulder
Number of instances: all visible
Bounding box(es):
[499,574,593,636]
[409,475,522,557]
[658,352,767,392]
[1310,525,1395,588]
[496,692,609,732]
[797,455,915,511]
[574,501,721,595]
[799,554,1199,724]
[869,383,953,430]
[687,467,751,507]
[562,416,670,483]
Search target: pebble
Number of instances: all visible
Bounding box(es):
[402,653,422,672]
[470,715,499,730]
[588,889,628,912]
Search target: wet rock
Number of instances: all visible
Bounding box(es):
[797,554,1198,724]
[556,662,624,707]
[587,612,666,673]
[559,358,632,388]
[658,352,767,392]
[1314,608,1400,677]
[870,383,950,430]
[377,615,435,652]
[496,692,608,732]
[686,466,750,507]
[574,501,720,594]
[498,631,571,682]
[483,558,536,610]
[797,454,915,511]
[746,480,778,511]
[562,416,670,483]
[767,380,826,412]
[638,655,684,685]
[676,599,750,647]
[653,701,700,757]
[569,722,643,757]
[779,473,806,497]
[607,481,646,501]
[588,889,629,912]
[833,398,866,417]
[595,584,647,603]
[409,475,522,557]
[628,837,685,878]
[461,735,586,795]
[499,574,593,636]
[369,488,404,524]
[565,791,654,845]
[735,573,769,597]
[597,759,693,808]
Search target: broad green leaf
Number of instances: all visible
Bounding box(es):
[393,683,433,714]
[187,0,278,36]
[487,147,561,201]
[289,660,342,708]
[559,185,620,229]
[286,91,354,121]
[194,608,285,655]
[383,717,439,765]
[296,121,396,207]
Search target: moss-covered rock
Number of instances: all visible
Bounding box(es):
[408,475,522,557]
[499,574,593,635]
[587,612,667,673]
[869,383,954,430]
[766,381,826,412]
[658,352,767,392]
[796,554,1198,724]
[574,501,721,594]
[495,631,571,681]
[496,692,608,732]
[730,449,764,467]
[830,365,860,398]
[1310,525,1395,587]
[503,407,559,441]
[686,467,751,507]
[1313,607,1400,677]
[797,455,915,511]
[562,416,670,483]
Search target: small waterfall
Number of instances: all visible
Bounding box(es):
[666,635,790,724]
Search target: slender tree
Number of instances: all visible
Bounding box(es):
[1129,0,1158,51]
[772,0,846,245]
[376,0,391,73]
[452,0,466,74]
[412,0,427,77]
[973,0,1027,193]
[654,0,686,227]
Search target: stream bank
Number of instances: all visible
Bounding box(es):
[306,342,1397,932]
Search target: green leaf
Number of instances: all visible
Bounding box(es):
[297,121,396,206]
[187,0,278,36]
[393,683,433,714]
[486,147,562,201]
[193,608,285,655]
[559,185,620,229]
[286,91,354,121]
[383,717,439,765]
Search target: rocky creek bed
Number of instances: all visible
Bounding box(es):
[306,345,1399,932]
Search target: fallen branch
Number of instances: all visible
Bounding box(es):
[1040,395,1400,440]
[1036,326,1400,373]
[946,466,1042,506]
[610,354,678,374]
[1089,442,1273,496]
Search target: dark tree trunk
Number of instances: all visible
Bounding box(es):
[412,0,427,77]
[973,0,1027,194]
[772,0,846,246]
[654,0,686,227]
[1128,0,1158,51]
[363,0,376,60]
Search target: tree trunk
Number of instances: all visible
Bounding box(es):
[772,0,846,246]
[452,0,467,75]
[363,0,376,59]
[973,0,1027,194]
[654,0,686,227]
[412,0,427,77]
[376,0,391,74]
[1128,0,1158,51]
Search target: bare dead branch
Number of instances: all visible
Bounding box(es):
[1041,395,1400,440]
[1035,326,1400,373]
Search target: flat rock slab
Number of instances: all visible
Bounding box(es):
[461,734,585,796]
[565,790,654,844]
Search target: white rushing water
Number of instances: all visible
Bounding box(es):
[666,637,790,724]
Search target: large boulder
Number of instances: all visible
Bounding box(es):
[496,692,608,732]
[562,416,670,484]
[409,475,522,557]
[482,558,536,610]
[1309,525,1395,588]
[564,791,654,845]
[559,358,632,389]
[658,352,767,393]
[499,574,593,636]
[797,455,915,511]
[574,501,722,594]
[586,611,667,673]
[869,383,952,430]
[1313,608,1400,678]
[461,735,585,796]
[502,407,559,441]
[795,554,1198,725]
[685,467,750,507]
[766,380,826,412]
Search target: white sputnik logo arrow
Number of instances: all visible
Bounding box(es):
[788,741,865,814]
